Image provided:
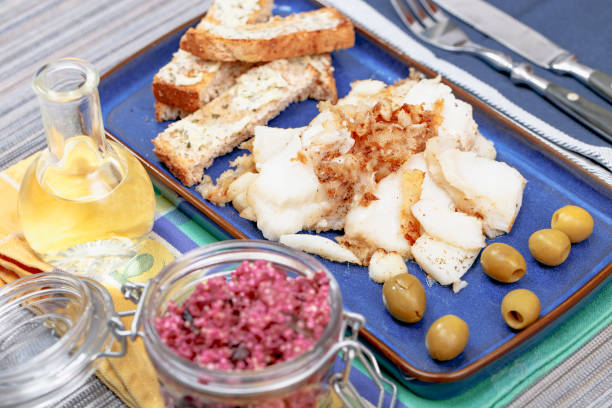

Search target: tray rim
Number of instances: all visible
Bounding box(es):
[100,5,612,384]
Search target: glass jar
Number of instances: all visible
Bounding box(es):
[0,241,396,408]
[125,240,396,408]
[0,272,119,408]
[18,57,155,278]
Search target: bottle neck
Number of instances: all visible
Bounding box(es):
[32,58,126,201]
[33,58,107,162]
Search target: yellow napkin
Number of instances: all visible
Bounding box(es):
[0,155,170,408]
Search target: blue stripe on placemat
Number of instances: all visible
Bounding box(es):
[152,216,198,253]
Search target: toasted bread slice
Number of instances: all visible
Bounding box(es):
[180,7,355,62]
[152,0,274,121]
[153,58,321,186]
[153,53,251,113]
[203,0,274,25]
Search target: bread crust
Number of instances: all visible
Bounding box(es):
[152,135,200,185]
[153,76,202,112]
[154,101,190,122]
[180,8,355,62]
[152,61,251,114]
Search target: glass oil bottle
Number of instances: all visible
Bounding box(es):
[18,58,155,277]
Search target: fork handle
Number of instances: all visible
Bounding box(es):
[511,64,612,144]
[465,43,516,73]
[465,43,612,143]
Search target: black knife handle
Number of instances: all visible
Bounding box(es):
[588,71,612,105]
[550,56,612,104]
[544,83,612,144]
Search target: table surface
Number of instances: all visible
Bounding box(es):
[0,0,610,407]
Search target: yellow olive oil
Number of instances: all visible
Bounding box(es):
[18,136,155,274]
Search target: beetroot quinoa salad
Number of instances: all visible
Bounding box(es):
[155,260,332,371]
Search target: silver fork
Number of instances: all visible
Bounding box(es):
[391,0,612,171]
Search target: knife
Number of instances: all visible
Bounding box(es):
[435,0,612,104]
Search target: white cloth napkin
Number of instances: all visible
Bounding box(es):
[321,0,612,186]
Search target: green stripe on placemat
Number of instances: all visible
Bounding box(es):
[166,192,611,407]
[353,281,612,407]
[178,219,218,246]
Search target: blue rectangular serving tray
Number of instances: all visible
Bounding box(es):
[99,0,612,399]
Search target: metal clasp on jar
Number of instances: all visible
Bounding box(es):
[96,281,150,359]
[330,311,397,408]
[116,281,397,408]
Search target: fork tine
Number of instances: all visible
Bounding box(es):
[405,0,437,29]
[391,0,424,33]
[392,0,471,51]
[417,0,449,22]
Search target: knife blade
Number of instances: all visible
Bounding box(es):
[435,0,612,104]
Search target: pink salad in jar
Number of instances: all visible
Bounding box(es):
[156,260,331,371]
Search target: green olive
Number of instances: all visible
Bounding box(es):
[501,289,540,330]
[528,229,571,266]
[480,243,527,283]
[551,205,593,243]
[382,273,426,323]
[425,315,469,361]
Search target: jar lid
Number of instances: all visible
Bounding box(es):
[0,272,116,408]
